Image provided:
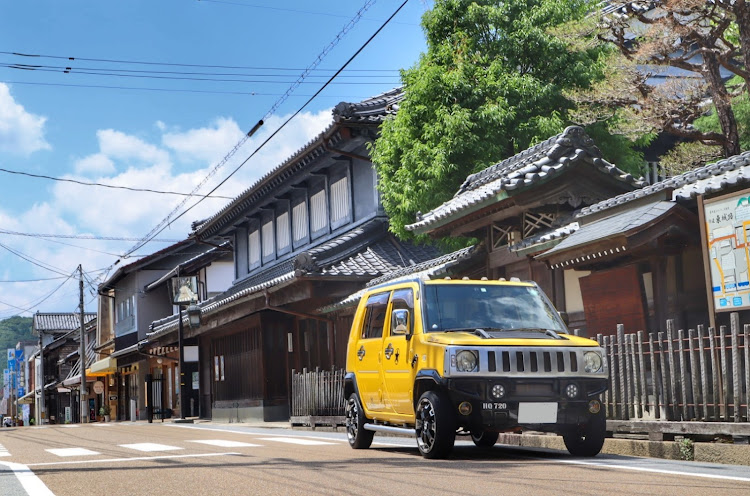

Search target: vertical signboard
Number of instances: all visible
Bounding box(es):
[703,188,750,312]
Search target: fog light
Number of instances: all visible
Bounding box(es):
[491,384,506,399]
[588,400,601,414]
[565,383,579,399]
[458,401,473,416]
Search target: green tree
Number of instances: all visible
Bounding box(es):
[564,1,750,173]
[0,316,34,378]
[371,0,641,240]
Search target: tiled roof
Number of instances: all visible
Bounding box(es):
[147,219,441,338]
[580,150,750,217]
[319,244,479,313]
[194,89,401,239]
[540,199,676,258]
[406,126,643,233]
[33,313,97,333]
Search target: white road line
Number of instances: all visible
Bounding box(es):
[188,440,261,448]
[25,452,241,467]
[0,443,10,457]
[554,458,750,482]
[46,448,100,457]
[167,424,349,444]
[0,461,56,495]
[119,443,183,452]
[257,437,336,446]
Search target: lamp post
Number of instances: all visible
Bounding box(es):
[177,303,201,421]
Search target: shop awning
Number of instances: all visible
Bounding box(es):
[17,391,35,404]
[87,356,117,377]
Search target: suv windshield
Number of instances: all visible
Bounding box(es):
[423,283,566,334]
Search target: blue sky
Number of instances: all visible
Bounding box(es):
[0,0,431,317]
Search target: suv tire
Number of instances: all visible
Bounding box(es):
[471,429,499,448]
[416,390,456,459]
[562,409,606,457]
[346,393,374,449]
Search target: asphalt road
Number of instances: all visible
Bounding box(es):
[1,422,750,496]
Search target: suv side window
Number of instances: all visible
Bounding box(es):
[361,292,389,339]
[389,288,414,335]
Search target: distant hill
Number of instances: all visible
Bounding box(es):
[0,316,34,376]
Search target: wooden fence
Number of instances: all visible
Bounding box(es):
[597,313,750,422]
[290,367,346,426]
[289,313,750,426]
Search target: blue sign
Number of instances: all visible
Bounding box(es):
[734,297,743,306]
[720,298,728,307]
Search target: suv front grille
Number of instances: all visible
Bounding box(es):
[444,346,606,378]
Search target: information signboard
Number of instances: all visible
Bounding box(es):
[704,188,750,312]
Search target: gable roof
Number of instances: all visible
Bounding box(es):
[406,126,644,234]
[33,312,97,333]
[193,89,403,239]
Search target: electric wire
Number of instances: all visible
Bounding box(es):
[0,241,71,277]
[110,0,379,262]
[0,229,181,242]
[0,167,233,200]
[128,0,410,255]
[0,270,76,317]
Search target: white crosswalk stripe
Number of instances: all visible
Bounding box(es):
[46,448,100,457]
[188,440,260,448]
[256,437,336,446]
[0,443,10,457]
[119,443,183,452]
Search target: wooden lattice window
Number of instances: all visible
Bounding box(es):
[491,223,513,251]
[523,212,557,238]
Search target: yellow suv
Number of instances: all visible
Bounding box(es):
[344,277,608,459]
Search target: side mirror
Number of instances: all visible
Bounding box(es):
[391,308,411,337]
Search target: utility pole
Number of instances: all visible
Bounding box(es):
[38,311,45,425]
[79,265,88,423]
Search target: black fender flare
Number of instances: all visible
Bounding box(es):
[413,369,447,408]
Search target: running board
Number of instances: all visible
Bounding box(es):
[363,424,415,436]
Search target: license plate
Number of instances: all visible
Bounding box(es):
[482,402,507,410]
[518,402,558,423]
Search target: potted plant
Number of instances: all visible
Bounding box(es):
[98,405,111,422]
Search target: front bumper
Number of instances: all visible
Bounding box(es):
[445,377,607,432]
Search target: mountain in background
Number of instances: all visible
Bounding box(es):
[0,316,34,377]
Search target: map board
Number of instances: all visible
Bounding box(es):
[704,188,750,312]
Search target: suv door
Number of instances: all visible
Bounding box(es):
[381,286,418,417]
[352,291,389,413]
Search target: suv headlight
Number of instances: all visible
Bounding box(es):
[583,351,603,373]
[455,350,478,372]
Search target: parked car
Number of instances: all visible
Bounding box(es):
[344,276,609,459]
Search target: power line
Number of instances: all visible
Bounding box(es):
[112,0,380,261]
[0,229,182,242]
[0,63,399,85]
[0,167,234,199]
[0,241,71,276]
[135,0,411,252]
[0,50,401,72]
[0,275,70,283]
[0,270,76,316]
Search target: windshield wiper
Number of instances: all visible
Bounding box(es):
[443,328,492,338]
[509,328,563,339]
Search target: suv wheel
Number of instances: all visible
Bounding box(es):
[562,410,606,457]
[415,390,455,459]
[470,429,499,448]
[346,393,374,449]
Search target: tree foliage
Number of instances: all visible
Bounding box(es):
[0,316,34,378]
[371,0,638,240]
[564,0,750,172]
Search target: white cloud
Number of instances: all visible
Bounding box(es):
[0,83,50,156]
[97,129,169,165]
[0,108,336,316]
[162,117,244,164]
[74,153,116,175]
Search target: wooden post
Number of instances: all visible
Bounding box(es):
[625,333,635,419]
[667,321,680,420]
[709,326,720,420]
[617,324,628,420]
[720,325,729,420]
[678,328,690,420]
[637,331,647,419]
[688,329,701,421]
[658,331,671,420]
[698,325,709,420]
[730,313,741,422]
[745,324,750,422]
[649,333,661,420]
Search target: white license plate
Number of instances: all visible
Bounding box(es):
[518,402,558,423]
